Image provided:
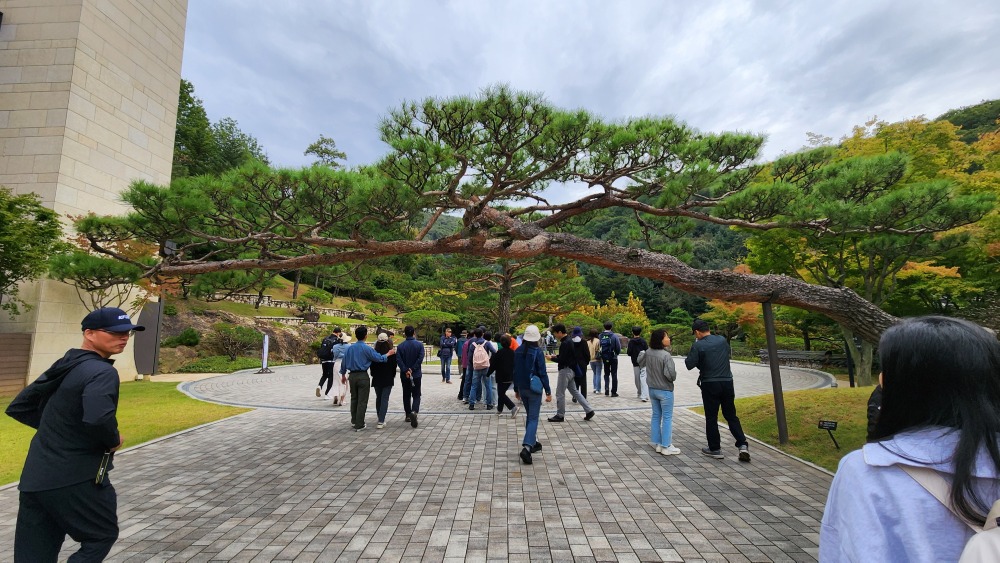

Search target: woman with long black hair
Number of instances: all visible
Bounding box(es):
[820,316,1000,561]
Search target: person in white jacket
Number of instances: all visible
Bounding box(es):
[820,316,1000,562]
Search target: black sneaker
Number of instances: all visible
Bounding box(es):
[611,393,619,397]
[520,447,533,465]
[548,415,565,422]
[701,447,724,459]
[584,410,595,421]
[469,404,475,411]
[405,415,411,422]
[355,424,367,432]
[531,442,543,453]
[410,413,418,428]
[738,445,750,462]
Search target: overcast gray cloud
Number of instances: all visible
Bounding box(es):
[181,0,1000,171]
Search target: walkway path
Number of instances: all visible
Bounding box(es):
[0,358,835,562]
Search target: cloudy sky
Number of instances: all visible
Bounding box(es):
[181,0,1000,170]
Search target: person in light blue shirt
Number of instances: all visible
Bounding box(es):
[820,316,1000,562]
[339,326,395,431]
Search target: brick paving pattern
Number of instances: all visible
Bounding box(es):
[0,358,834,562]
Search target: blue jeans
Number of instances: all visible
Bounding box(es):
[441,355,453,381]
[649,387,675,447]
[374,385,392,422]
[520,387,542,447]
[469,368,492,405]
[590,361,602,392]
[462,365,474,400]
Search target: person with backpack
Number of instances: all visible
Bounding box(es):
[315,327,350,400]
[627,326,650,402]
[467,328,497,410]
[459,329,477,402]
[820,317,1000,562]
[6,307,144,562]
[438,327,458,384]
[599,321,622,397]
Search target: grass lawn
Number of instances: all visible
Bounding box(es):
[693,385,874,472]
[0,381,250,485]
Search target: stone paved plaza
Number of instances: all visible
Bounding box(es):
[0,359,836,562]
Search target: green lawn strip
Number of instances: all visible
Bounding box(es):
[0,381,250,485]
[691,386,873,472]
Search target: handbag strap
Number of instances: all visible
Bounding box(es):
[899,464,981,532]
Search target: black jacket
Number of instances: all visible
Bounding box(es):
[627,336,648,366]
[487,346,515,384]
[7,349,121,491]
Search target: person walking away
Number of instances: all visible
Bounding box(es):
[339,326,395,431]
[547,324,595,423]
[599,322,622,397]
[6,307,144,562]
[588,329,603,394]
[639,329,679,455]
[439,327,457,383]
[396,325,425,428]
[370,333,397,429]
[460,330,477,402]
[571,326,590,399]
[685,319,749,461]
[627,326,650,402]
[513,325,552,464]
[468,328,497,410]
[316,327,350,398]
[488,334,519,416]
[820,317,1000,562]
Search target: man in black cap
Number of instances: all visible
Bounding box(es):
[6,306,144,562]
[685,318,750,462]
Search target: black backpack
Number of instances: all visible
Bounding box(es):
[317,335,338,361]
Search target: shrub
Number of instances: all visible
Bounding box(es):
[177,356,264,373]
[162,327,200,348]
[206,323,262,360]
[163,303,178,316]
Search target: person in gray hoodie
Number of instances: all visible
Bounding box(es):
[638,329,678,455]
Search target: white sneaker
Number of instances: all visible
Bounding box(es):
[655,444,663,453]
[661,445,681,456]
[315,386,322,397]
[511,405,519,418]
[377,422,385,429]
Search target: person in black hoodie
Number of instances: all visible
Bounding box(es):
[627,326,650,402]
[370,333,397,429]
[487,334,518,416]
[6,307,144,562]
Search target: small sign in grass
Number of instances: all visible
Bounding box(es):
[0,381,250,485]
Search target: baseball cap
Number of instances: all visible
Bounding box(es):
[522,325,541,342]
[81,307,145,332]
[377,332,388,342]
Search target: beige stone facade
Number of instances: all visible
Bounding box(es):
[0,0,188,383]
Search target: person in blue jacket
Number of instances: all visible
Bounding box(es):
[512,325,552,464]
[340,326,396,431]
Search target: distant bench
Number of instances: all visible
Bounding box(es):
[758,350,848,369]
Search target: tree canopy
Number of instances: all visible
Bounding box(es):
[0,188,65,317]
[76,86,996,344]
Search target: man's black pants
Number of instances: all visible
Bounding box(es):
[700,379,748,451]
[16,479,118,562]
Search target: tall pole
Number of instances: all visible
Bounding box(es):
[762,301,789,444]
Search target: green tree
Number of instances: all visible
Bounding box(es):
[79,86,972,345]
[0,188,65,317]
[744,146,993,384]
[304,134,347,168]
[402,309,459,340]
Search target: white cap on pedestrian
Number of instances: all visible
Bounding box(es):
[522,325,541,342]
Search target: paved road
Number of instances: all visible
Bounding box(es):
[0,358,835,562]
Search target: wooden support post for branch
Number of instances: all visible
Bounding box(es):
[762,301,789,445]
